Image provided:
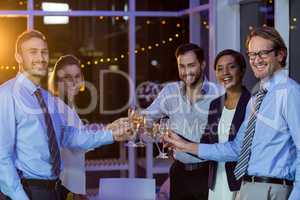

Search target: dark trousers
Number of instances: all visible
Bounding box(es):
[0,188,61,200]
[0,181,69,200]
[60,185,70,200]
[0,192,8,200]
[170,161,209,200]
[23,185,61,200]
[1,184,65,200]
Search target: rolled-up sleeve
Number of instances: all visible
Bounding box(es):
[142,85,171,120]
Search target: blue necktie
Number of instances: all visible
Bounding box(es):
[234,88,268,180]
[34,88,61,177]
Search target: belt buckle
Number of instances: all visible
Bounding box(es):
[54,180,60,190]
[282,179,286,186]
[251,176,255,183]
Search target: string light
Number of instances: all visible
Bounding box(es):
[1,32,182,69]
[115,16,120,20]
[293,17,297,22]
[0,65,20,71]
[2,21,185,70]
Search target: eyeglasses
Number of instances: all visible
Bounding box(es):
[247,48,276,60]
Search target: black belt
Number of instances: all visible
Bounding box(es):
[175,160,208,171]
[21,178,61,190]
[243,175,293,186]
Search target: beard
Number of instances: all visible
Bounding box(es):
[22,61,48,78]
[182,72,202,87]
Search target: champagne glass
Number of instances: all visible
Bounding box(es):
[154,118,170,159]
[134,114,146,147]
[125,108,138,147]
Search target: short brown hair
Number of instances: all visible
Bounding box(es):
[245,27,287,66]
[175,43,205,63]
[15,30,47,54]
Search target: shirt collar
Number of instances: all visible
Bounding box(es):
[15,73,41,95]
[260,69,288,91]
[179,76,209,100]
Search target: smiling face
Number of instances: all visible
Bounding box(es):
[15,37,49,83]
[177,50,204,87]
[248,36,284,80]
[215,55,244,90]
[57,64,83,99]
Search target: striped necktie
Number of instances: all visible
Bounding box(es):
[34,88,61,177]
[234,88,268,180]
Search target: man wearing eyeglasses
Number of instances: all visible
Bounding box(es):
[164,27,300,200]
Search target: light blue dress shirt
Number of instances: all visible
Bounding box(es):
[0,73,114,200]
[198,70,300,200]
[144,79,222,163]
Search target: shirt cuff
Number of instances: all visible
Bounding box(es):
[198,143,210,160]
[94,130,114,146]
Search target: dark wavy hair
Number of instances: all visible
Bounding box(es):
[214,49,246,72]
[175,43,205,63]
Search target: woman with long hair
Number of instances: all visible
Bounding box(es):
[49,55,87,200]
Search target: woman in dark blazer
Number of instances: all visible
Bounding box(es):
[204,49,251,200]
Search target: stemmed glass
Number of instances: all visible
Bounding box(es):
[153,118,170,159]
[125,108,138,147]
[125,108,145,147]
[135,114,146,147]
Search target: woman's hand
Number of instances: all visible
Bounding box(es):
[163,131,198,155]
